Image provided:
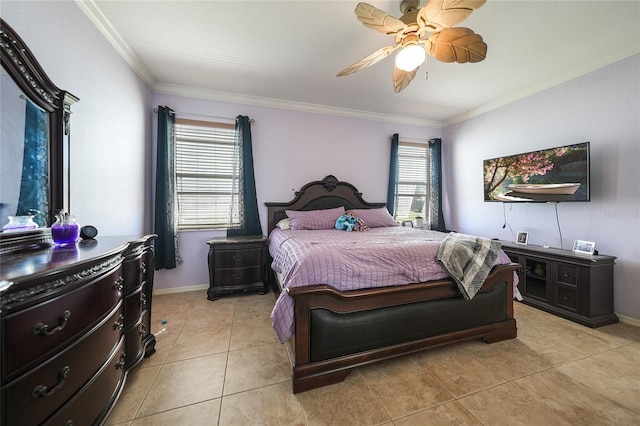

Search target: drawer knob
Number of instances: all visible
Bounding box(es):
[32,366,70,398]
[140,261,146,274]
[33,310,71,336]
[115,352,126,369]
[113,277,124,292]
[113,314,125,331]
[139,323,146,336]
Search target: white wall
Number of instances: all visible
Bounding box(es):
[151,93,441,290]
[2,1,153,235]
[444,54,640,321]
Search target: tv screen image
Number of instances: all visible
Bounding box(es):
[483,142,590,202]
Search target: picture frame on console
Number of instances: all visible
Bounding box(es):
[573,239,596,255]
[516,231,529,245]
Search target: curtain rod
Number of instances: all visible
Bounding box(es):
[152,108,254,123]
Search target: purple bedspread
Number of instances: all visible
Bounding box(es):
[269,227,516,343]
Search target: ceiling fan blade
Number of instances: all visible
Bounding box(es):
[392,67,418,93]
[337,45,398,77]
[355,2,405,35]
[417,0,487,30]
[425,28,486,63]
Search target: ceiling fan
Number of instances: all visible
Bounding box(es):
[337,0,488,93]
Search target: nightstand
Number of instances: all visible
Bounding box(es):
[206,235,268,300]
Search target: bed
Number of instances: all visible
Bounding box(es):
[266,175,519,393]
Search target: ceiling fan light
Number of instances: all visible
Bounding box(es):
[395,45,425,72]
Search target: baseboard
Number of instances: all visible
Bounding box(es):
[616,313,640,328]
[153,284,208,296]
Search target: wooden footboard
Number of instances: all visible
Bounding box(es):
[287,263,519,393]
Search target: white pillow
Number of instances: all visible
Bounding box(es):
[275,218,290,230]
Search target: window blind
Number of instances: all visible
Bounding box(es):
[395,142,430,222]
[175,119,239,229]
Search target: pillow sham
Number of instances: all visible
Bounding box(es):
[285,206,345,230]
[349,207,399,228]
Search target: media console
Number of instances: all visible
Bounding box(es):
[500,241,617,327]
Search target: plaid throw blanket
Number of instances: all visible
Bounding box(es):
[437,232,502,300]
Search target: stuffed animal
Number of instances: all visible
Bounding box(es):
[335,211,358,231]
[335,210,369,232]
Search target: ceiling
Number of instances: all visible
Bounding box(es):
[78,0,640,128]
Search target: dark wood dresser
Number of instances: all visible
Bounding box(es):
[501,241,617,327]
[0,230,156,425]
[206,235,268,300]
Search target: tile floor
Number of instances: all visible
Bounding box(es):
[106,290,640,425]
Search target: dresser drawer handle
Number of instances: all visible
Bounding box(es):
[32,366,70,398]
[141,291,147,308]
[113,314,125,331]
[140,261,146,274]
[115,352,126,369]
[113,277,124,292]
[33,310,71,336]
[139,323,146,336]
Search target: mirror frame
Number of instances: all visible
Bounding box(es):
[1,18,78,226]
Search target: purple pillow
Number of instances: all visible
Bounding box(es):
[286,206,345,230]
[350,208,399,228]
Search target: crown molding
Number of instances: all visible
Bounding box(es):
[444,48,640,127]
[74,0,156,89]
[154,83,442,128]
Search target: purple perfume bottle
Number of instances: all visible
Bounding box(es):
[51,212,80,246]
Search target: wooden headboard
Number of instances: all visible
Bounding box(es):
[265,175,386,231]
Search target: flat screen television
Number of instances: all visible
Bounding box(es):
[483,142,590,202]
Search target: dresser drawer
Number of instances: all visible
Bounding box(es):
[556,262,579,286]
[1,265,124,381]
[2,304,124,426]
[124,318,146,369]
[123,251,150,294]
[43,337,126,426]
[124,284,145,329]
[214,266,263,286]
[555,284,578,311]
[215,248,262,268]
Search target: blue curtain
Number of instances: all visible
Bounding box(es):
[386,133,399,215]
[227,115,262,237]
[428,138,446,231]
[154,106,181,270]
[17,100,48,226]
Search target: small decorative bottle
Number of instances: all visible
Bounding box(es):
[2,215,39,231]
[51,211,80,245]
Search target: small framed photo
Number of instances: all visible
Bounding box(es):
[516,231,529,245]
[573,240,596,255]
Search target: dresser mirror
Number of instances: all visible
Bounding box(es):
[0,18,78,230]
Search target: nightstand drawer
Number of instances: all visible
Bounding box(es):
[214,266,263,286]
[215,248,262,268]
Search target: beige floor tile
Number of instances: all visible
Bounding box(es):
[232,293,277,323]
[164,325,232,363]
[298,370,392,425]
[223,342,291,395]
[413,341,508,398]
[139,329,179,368]
[219,382,305,426]
[557,346,640,413]
[137,353,227,417]
[183,304,235,331]
[229,317,280,351]
[394,400,482,426]
[131,399,220,426]
[459,380,574,426]
[359,355,454,419]
[106,365,161,424]
[512,368,640,425]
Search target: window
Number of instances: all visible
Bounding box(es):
[394,142,430,223]
[175,118,239,230]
